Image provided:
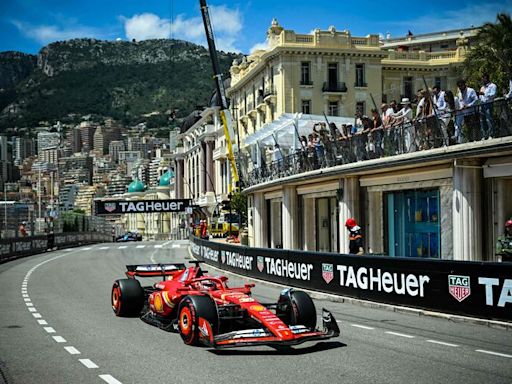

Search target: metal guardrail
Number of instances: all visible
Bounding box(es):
[0,232,112,264]
[191,236,512,323]
[246,98,512,187]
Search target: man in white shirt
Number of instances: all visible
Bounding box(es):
[457,79,479,141]
[478,74,497,139]
[432,86,446,112]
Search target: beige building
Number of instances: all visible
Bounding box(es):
[221,21,511,262]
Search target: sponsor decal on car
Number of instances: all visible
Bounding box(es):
[154,294,163,312]
[250,305,266,312]
[322,263,334,284]
[239,297,255,303]
[448,275,471,302]
[257,256,264,272]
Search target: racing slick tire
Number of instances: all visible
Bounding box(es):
[277,289,317,330]
[111,279,145,317]
[178,295,218,346]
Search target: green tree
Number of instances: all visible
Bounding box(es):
[230,191,248,226]
[463,13,512,92]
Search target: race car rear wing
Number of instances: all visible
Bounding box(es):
[125,263,186,279]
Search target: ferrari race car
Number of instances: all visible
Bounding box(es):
[115,232,142,242]
[111,261,340,348]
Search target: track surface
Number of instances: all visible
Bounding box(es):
[1,241,511,384]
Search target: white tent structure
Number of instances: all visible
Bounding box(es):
[243,113,354,168]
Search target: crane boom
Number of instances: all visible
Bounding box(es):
[199,0,239,191]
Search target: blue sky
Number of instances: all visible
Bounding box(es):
[1,0,511,54]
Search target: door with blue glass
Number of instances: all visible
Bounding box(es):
[387,188,440,258]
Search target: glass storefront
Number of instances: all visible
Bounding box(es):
[386,188,440,258]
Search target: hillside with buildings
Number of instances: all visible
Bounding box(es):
[0,38,239,130]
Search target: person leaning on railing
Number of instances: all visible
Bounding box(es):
[478,74,497,140]
[457,79,479,141]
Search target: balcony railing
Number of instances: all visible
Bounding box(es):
[322,82,348,93]
[263,86,277,100]
[300,80,313,86]
[245,98,512,188]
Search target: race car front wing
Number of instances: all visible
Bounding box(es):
[200,308,340,349]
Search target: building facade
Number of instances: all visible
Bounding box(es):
[224,22,510,262]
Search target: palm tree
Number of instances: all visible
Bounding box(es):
[463,13,512,91]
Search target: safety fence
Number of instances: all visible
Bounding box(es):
[191,237,512,322]
[245,98,512,187]
[0,232,112,264]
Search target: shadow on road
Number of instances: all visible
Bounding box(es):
[208,341,346,356]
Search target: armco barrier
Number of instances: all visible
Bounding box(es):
[0,232,112,264]
[191,237,512,323]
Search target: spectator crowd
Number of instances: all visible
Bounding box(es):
[254,75,512,185]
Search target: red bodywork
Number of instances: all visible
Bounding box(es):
[123,262,339,348]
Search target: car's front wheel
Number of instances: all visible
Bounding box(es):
[111,279,145,317]
[277,289,317,329]
[178,295,218,346]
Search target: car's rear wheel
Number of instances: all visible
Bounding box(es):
[111,279,145,317]
[277,289,317,329]
[178,295,218,346]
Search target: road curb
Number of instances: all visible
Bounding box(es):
[188,248,511,331]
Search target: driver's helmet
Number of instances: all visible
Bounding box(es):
[201,280,216,290]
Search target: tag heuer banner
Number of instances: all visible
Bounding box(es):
[190,237,512,323]
[96,199,192,214]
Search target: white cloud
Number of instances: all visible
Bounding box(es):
[122,5,243,52]
[250,39,269,53]
[382,1,512,36]
[123,13,171,41]
[11,20,107,44]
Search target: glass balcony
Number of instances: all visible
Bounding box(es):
[243,98,512,188]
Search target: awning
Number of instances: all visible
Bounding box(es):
[243,113,354,149]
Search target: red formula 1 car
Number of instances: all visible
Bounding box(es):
[111,261,340,348]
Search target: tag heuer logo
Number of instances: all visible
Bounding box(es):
[448,275,471,302]
[322,263,334,284]
[104,202,117,213]
[257,256,264,272]
[221,251,226,264]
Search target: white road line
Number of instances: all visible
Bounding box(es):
[99,246,110,250]
[350,323,375,330]
[154,244,163,248]
[24,298,31,301]
[118,246,127,249]
[52,336,67,343]
[82,247,92,250]
[32,313,42,318]
[37,320,48,325]
[475,349,512,359]
[43,327,56,333]
[28,307,37,312]
[172,243,180,248]
[79,359,99,369]
[99,374,123,384]
[385,331,415,339]
[136,245,145,248]
[22,294,29,298]
[426,339,459,347]
[64,346,81,355]
[64,248,74,252]
[26,302,34,307]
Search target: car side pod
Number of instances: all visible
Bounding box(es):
[321,308,340,337]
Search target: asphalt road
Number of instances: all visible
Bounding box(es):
[1,241,511,384]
